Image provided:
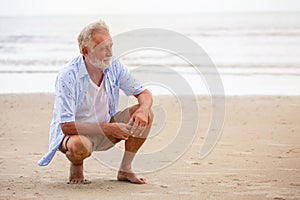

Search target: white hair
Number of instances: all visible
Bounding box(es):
[77,20,110,54]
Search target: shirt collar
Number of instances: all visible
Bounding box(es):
[78,55,89,79]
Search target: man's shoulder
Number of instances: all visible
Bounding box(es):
[108,57,126,74]
[57,55,84,80]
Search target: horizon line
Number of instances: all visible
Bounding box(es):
[0,10,300,17]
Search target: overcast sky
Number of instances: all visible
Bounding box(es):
[1,0,300,16]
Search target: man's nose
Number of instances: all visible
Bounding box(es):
[106,46,112,57]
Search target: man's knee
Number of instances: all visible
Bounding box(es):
[67,135,92,160]
[128,104,140,116]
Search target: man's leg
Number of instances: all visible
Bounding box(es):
[113,105,153,184]
[118,134,150,184]
[63,135,93,184]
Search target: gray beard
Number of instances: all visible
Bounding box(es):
[88,55,112,71]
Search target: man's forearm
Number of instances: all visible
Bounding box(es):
[60,121,110,136]
[135,89,153,109]
[60,121,131,140]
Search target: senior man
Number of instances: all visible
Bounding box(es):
[38,20,153,184]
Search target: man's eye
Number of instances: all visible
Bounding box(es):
[98,47,106,51]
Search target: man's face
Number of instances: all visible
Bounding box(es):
[85,32,113,71]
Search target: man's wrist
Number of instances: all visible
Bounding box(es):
[138,104,151,111]
[99,122,111,136]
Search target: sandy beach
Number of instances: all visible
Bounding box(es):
[0,94,299,200]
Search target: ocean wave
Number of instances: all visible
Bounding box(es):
[1,66,299,77]
[1,60,300,69]
[188,29,300,37]
[0,58,69,67]
[0,34,73,44]
[0,35,50,43]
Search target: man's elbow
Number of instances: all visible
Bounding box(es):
[144,89,153,102]
[135,89,152,98]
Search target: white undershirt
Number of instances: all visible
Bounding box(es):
[75,79,110,123]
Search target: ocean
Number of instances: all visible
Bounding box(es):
[0,12,299,95]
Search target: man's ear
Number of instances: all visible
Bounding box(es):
[82,47,88,56]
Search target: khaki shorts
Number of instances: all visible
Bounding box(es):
[59,107,131,153]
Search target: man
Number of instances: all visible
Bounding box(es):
[38,20,153,184]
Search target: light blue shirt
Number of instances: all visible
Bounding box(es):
[38,55,144,166]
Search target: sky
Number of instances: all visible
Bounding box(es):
[0,0,300,16]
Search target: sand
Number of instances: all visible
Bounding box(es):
[0,94,299,200]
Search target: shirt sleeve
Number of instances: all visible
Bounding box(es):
[118,61,145,96]
[55,71,76,123]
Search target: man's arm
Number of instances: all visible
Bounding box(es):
[134,89,153,111]
[60,89,152,138]
[130,89,153,132]
[60,121,132,140]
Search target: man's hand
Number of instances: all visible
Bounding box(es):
[129,107,150,135]
[106,123,132,140]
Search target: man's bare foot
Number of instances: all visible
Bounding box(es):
[68,163,91,184]
[117,170,147,184]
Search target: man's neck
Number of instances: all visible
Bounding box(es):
[86,63,104,87]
